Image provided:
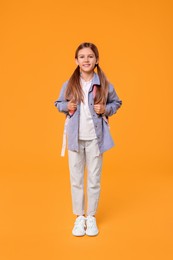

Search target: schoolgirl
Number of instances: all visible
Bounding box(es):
[54,42,122,236]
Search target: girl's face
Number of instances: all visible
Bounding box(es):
[75,47,98,74]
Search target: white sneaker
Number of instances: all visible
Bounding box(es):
[86,215,99,236]
[72,216,86,236]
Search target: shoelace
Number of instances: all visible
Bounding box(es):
[74,217,86,230]
[86,216,96,228]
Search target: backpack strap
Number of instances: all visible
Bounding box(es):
[61,116,69,157]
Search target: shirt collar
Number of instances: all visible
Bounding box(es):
[80,72,100,85]
[80,76,93,85]
[92,72,101,86]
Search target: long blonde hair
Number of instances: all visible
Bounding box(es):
[65,42,109,104]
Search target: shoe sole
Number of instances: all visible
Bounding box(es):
[85,231,99,236]
[72,232,86,237]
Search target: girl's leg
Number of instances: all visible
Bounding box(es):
[68,140,86,216]
[85,139,103,216]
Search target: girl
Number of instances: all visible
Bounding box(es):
[54,42,122,236]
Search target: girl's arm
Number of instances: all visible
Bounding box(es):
[54,81,69,115]
[104,84,122,117]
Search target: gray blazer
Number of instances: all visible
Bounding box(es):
[54,73,122,154]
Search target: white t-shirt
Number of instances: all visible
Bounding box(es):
[79,77,97,140]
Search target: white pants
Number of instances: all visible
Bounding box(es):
[68,139,103,216]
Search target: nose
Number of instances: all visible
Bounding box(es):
[84,56,89,62]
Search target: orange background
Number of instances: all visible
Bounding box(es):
[0,0,173,259]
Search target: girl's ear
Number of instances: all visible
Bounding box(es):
[96,58,99,65]
[75,58,79,66]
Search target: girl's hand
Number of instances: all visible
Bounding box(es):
[94,104,106,115]
[68,101,77,111]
